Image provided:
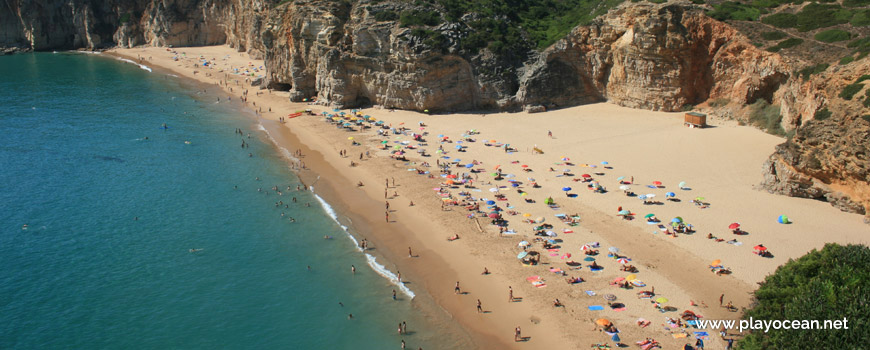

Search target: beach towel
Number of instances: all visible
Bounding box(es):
[672,333,688,339]
[503,230,517,235]
[549,268,563,273]
[549,253,559,256]
[547,249,559,252]
[585,291,597,296]
[694,332,709,339]
[563,229,574,233]
[532,281,546,288]
[526,276,540,282]
[588,305,605,311]
[612,307,627,312]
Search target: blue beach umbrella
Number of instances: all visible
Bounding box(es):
[671,217,682,223]
[778,215,790,224]
[562,187,572,191]
[455,145,462,149]
[486,200,496,205]
[517,251,529,259]
[453,158,461,163]
[465,163,474,168]
[601,161,609,165]
[638,195,647,200]
[665,192,676,197]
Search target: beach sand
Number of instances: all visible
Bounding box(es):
[108,45,869,349]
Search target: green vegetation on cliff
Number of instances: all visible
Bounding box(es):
[738,244,870,350]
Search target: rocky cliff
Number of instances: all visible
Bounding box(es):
[1,0,867,218]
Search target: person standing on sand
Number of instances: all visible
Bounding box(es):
[386,201,390,210]
[514,326,522,342]
[548,130,553,138]
[397,271,401,283]
[508,286,514,302]
[408,246,412,258]
[455,281,461,294]
[719,294,724,306]
[477,299,483,313]
[386,211,390,222]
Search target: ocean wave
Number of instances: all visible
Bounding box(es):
[115,57,152,72]
[311,188,415,299]
[258,124,302,166]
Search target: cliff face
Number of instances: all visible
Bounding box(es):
[761,60,870,219]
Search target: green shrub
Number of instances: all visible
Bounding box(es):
[793,3,852,32]
[857,75,870,84]
[815,29,851,43]
[839,83,864,100]
[690,0,705,4]
[864,90,870,107]
[862,115,870,122]
[648,0,666,3]
[839,56,855,65]
[739,244,870,350]
[767,37,803,52]
[847,37,870,49]
[708,1,762,21]
[851,10,870,26]
[761,31,787,40]
[844,0,870,7]
[373,10,399,22]
[797,63,828,80]
[400,10,441,27]
[119,13,131,24]
[748,99,785,135]
[762,13,797,28]
[813,108,831,120]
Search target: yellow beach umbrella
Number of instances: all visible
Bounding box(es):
[523,213,532,217]
[626,274,637,281]
[711,259,721,266]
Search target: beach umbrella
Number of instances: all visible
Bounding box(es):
[644,213,655,218]
[465,163,474,168]
[595,319,612,327]
[652,181,662,186]
[485,200,496,205]
[455,145,462,150]
[678,181,687,189]
[488,213,499,218]
[778,215,790,224]
[754,245,767,251]
[646,194,656,199]
[671,217,682,223]
[603,294,617,302]
[518,241,530,247]
[616,176,625,182]
[728,223,740,230]
[584,257,596,261]
[517,251,529,259]
[619,185,631,191]
[562,187,572,191]
[511,183,519,187]
[638,195,647,200]
[711,259,722,266]
[695,197,705,201]
[626,274,637,281]
[452,158,461,163]
[618,210,630,216]
[521,165,529,168]
[580,244,592,250]
[546,231,557,237]
[523,213,532,217]
[617,258,630,264]
[581,174,592,178]
[608,247,620,253]
[489,188,499,193]
[535,217,545,223]
[612,334,620,342]
[561,157,570,161]
[665,192,676,197]
[655,297,669,304]
[601,161,609,165]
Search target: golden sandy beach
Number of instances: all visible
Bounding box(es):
[108,45,869,350]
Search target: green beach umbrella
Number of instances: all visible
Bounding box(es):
[644,213,655,218]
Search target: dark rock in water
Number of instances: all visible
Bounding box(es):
[94,155,125,163]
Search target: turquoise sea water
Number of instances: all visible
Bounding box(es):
[0,53,458,349]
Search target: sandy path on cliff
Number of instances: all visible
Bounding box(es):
[109,45,869,350]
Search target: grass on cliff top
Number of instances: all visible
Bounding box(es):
[435,0,625,52]
[767,37,803,52]
[748,99,786,135]
[761,3,854,32]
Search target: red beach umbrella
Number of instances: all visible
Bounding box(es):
[652,181,662,186]
[754,245,767,251]
[581,174,592,178]
[728,223,740,230]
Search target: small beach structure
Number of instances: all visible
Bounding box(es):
[684,112,707,128]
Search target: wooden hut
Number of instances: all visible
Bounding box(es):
[684,112,707,128]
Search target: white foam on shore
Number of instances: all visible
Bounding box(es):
[311,187,415,299]
[258,124,302,166]
[115,57,152,72]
